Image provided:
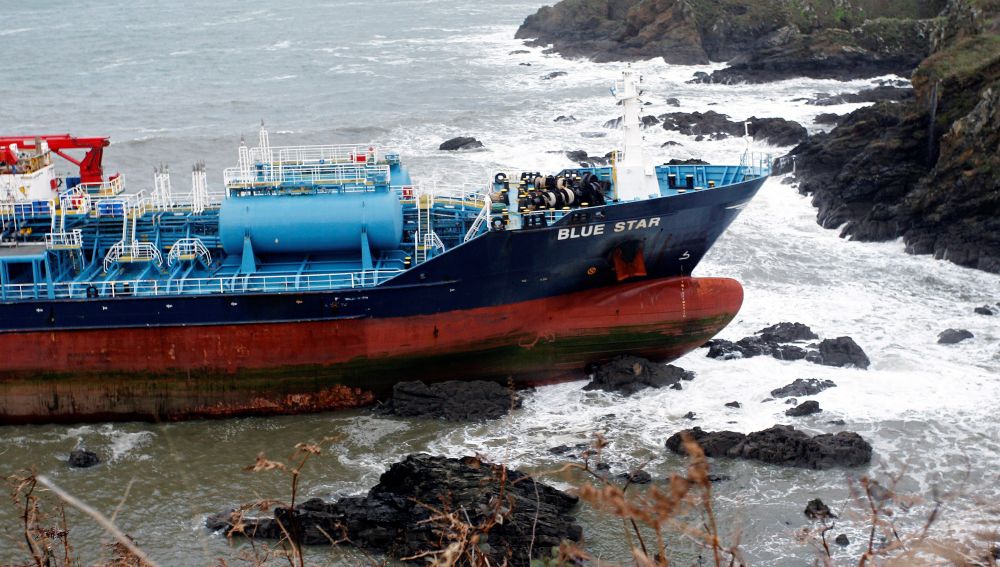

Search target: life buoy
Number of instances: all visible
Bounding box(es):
[86,285,99,299]
[494,172,507,183]
[490,217,504,230]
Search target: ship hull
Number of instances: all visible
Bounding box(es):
[0,276,741,424]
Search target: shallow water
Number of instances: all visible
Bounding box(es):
[2,0,1000,565]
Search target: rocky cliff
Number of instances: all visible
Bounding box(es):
[790,0,1000,272]
[516,0,944,80]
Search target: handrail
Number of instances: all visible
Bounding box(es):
[0,269,405,301]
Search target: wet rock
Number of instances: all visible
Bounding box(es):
[583,355,694,396]
[938,329,974,344]
[835,533,850,546]
[667,425,872,470]
[519,62,532,66]
[808,85,914,106]
[813,112,844,126]
[620,469,652,484]
[725,401,741,409]
[771,379,837,399]
[804,498,836,520]
[707,474,731,483]
[549,445,572,455]
[541,71,567,80]
[661,140,682,147]
[974,305,996,315]
[509,50,530,55]
[683,411,697,420]
[827,419,846,426]
[666,427,745,457]
[670,382,683,390]
[210,454,581,566]
[554,115,576,122]
[757,322,819,343]
[784,398,798,405]
[772,344,808,361]
[438,137,484,151]
[785,400,822,417]
[816,337,871,369]
[382,380,520,421]
[603,115,659,129]
[693,19,937,84]
[665,158,708,166]
[68,449,100,468]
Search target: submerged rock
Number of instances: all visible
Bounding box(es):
[209,454,581,566]
[438,136,484,151]
[725,401,741,409]
[583,355,694,396]
[938,329,974,344]
[770,379,837,398]
[835,533,850,546]
[541,71,567,80]
[554,115,576,122]
[381,380,520,421]
[666,425,872,470]
[974,305,996,315]
[757,322,819,343]
[804,498,836,520]
[785,400,822,417]
[68,449,100,468]
[817,337,871,369]
[619,469,652,484]
[808,85,914,106]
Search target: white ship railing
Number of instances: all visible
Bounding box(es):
[252,144,377,166]
[166,237,212,268]
[0,269,405,301]
[44,229,83,250]
[103,240,164,272]
[75,176,125,197]
[464,194,491,242]
[223,163,390,191]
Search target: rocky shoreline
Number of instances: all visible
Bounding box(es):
[516,0,999,274]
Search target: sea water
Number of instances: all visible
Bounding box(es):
[1,0,999,565]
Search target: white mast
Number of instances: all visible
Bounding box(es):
[612,69,659,201]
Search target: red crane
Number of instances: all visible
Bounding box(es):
[0,135,111,184]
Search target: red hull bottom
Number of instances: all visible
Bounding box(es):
[0,277,743,424]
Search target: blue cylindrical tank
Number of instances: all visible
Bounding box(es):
[219,191,403,255]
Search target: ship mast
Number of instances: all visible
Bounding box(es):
[612,69,659,201]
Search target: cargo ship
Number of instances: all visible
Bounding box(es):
[0,71,769,424]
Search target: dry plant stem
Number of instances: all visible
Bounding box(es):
[20,476,44,567]
[34,475,161,567]
[60,504,72,567]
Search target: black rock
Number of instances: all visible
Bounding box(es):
[683,411,697,420]
[548,445,572,455]
[620,469,652,484]
[382,380,520,421]
[804,498,836,520]
[773,344,808,361]
[554,115,576,123]
[541,71,567,80]
[757,322,819,343]
[68,449,100,468]
[583,355,694,396]
[835,533,850,546]
[565,149,589,162]
[707,474,731,483]
[666,158,709,165]
[670,382,683,390]
[509,50,529,55]
[668,425,872,469]
[519,62,532,66]
[827,419,846,426]
[664,97,680,107]
[666,427,745,457]
[785,400,822,417]
[771,379,837,398]
[210,454,581,566]
[438,137,484,151]
[816,337,871,369]
[974,305,996,315]
[725,401,741,409]
[661,140,682,147]
[784,398,799,405]
[808,85,914,106]
[814,112,844,125]
[938,329,974,344]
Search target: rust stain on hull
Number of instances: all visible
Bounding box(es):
[0,276,743,424]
